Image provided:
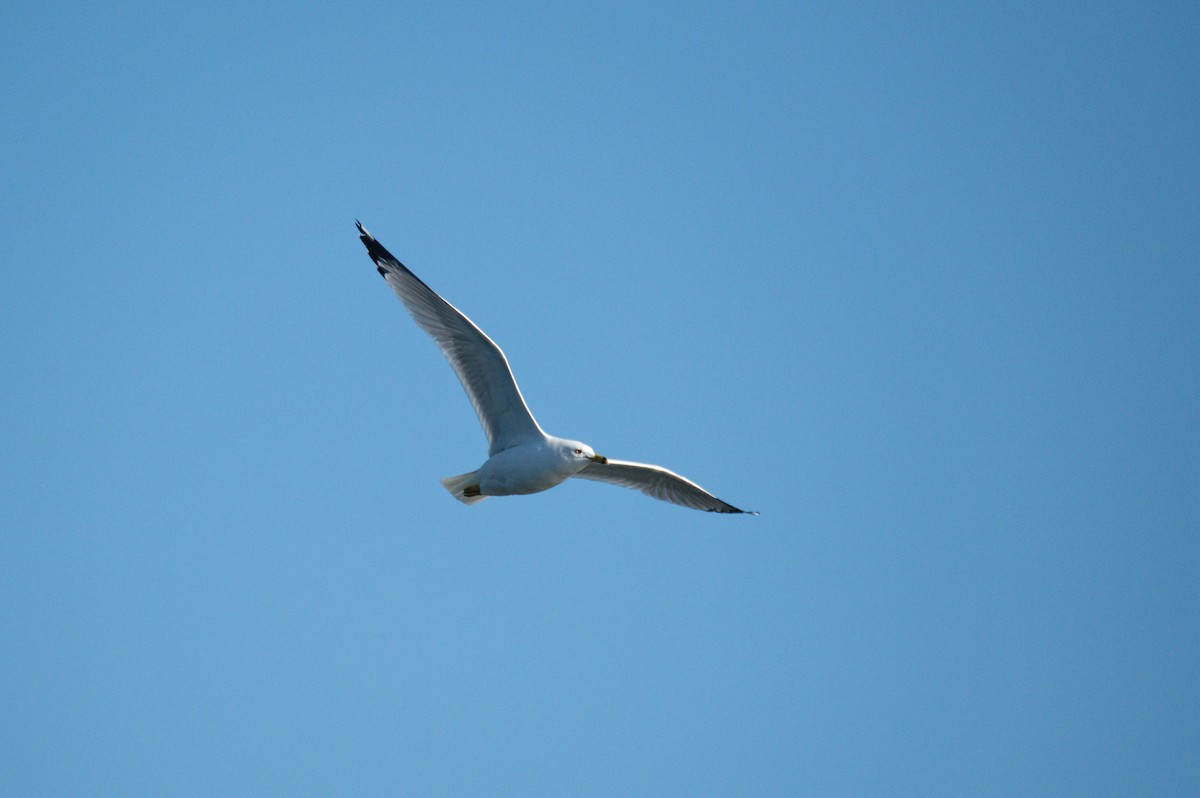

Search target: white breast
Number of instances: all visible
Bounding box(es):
[475,441,576,496]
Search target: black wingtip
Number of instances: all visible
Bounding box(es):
[355,220,373,246]
[355,220,405,271]
[707,504,759,515]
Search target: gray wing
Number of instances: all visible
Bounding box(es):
[357,221,544,455]
[572,458,756,514]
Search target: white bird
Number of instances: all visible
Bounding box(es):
[357,221,756,515]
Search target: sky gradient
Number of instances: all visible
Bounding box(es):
[2,2,1198,795]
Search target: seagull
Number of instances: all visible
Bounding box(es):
[356,221,756,515]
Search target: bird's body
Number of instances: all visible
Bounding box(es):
[461,436,598,498]
[356,221,755,515]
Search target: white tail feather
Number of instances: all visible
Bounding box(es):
[439,471,487,505]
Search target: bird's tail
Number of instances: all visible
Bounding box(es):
[440,471,488,505]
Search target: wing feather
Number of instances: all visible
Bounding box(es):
[356,222,543,455]
[573,458,756,514]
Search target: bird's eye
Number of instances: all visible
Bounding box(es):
[574,448,582,454]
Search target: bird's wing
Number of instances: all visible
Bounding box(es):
[572,458,756,514]
[356,221,544,455]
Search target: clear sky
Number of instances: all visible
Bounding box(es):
[2,1,1197,795]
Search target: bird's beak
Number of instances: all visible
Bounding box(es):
[588,454,608,464]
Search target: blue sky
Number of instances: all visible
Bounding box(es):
[2,1,1197,794]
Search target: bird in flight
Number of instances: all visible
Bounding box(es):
[356,221,756,514]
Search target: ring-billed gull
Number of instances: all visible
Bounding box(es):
[356,221,756,515]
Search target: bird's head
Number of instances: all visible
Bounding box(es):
[563,440,607,466]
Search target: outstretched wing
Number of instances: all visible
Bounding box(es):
[356,221,544,455]
[573,458,756,514]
